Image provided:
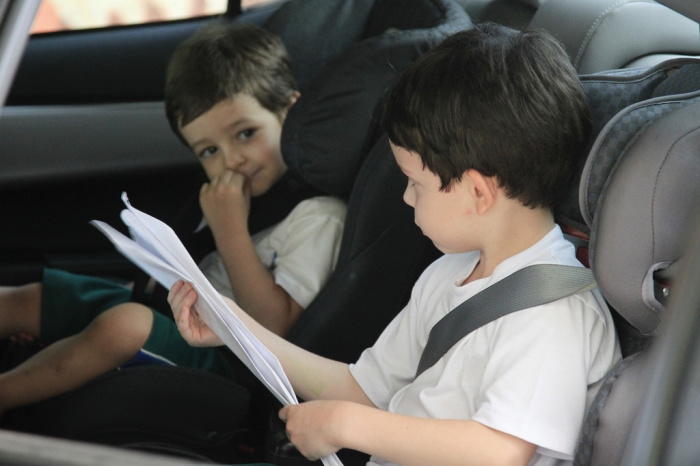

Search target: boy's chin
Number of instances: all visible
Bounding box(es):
[249,180,269,197]
[430,239,467,255]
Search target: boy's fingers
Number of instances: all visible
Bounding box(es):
[168,280,183,299]
[278,405,289,422]
[209,170,246,190]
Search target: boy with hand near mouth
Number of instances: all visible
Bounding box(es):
[0,21,345,413]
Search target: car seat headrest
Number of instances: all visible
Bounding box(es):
[581,96,700,335]
[263,0,375,92]
[264,0,468,93]
[363,0,469,38]
[280,2,471,198]
[556,59,700,235]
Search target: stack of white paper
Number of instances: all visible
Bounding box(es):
[92,193,343,466]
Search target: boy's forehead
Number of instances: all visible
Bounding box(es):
[390,143,421,169]
[179,94,272,134]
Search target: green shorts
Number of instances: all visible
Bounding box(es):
[40,268,237,381]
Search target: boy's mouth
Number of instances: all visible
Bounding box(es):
[245,168,262,182]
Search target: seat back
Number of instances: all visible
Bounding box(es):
[572,63,700,466]
[530,0,700,74]
[273,0,471,363]
[264,1,471,463]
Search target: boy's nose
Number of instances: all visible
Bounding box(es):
[403,185,415,207]
[224,151,245,169]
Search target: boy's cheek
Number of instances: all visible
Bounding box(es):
[198,160,220,182]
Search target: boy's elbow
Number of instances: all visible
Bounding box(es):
[265,294,303,337]
[474,424,537,466]
[490,440,537,466]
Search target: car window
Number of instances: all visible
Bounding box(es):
[29,0,278,34]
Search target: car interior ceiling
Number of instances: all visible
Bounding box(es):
[1,0,700,465]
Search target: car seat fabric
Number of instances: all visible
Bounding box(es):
[0,364,254,463]
[555,58,700,235]
[263,0,375,93]
[263,0,471,95]
[276,0,471,363]
[530,0,700,74]
[284,136,443,363]
[573,76,700,466]
[587,95,700,336]
[280,0,470,198]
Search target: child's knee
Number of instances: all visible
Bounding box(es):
[86,303,154,355]
[0,282,43,336]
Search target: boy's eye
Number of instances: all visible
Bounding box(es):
[238,128,257,140]
[199,146,218,158]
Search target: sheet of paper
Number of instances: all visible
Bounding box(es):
[92,193,343,466]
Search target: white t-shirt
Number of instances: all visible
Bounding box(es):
[349,225,621,466]
[198,196,346,309]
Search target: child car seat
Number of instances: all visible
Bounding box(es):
[270,0,472,363]
[567,62,700,465]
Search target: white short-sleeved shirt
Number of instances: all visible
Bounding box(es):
[198,196,346,308]
[349,225,621,466]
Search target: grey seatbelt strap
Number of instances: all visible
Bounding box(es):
[415,264,597,378]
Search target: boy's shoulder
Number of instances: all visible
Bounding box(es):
[285,195,347,225]
[294,195,346,211]
[422,226,579,287]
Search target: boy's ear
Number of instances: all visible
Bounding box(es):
[280,92,301,122]
[288,91,301,108]
[465,169,499,215]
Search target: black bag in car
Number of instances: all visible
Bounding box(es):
[0,340,257,463]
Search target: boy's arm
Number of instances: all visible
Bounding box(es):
[168,280,372,405]
[201,170,304,337]
[281,400,537,465]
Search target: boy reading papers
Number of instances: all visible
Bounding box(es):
[168,23,621,466]
[0,22,345,414]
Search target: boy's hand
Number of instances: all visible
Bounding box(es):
[279,400,347,460]
[200,169,251,239]
[168,280,223,347]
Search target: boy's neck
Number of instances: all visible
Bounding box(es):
[463,205,555,286]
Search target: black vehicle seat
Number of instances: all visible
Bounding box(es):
[530,0,700,74]
[269,0,471,363]
[457,0,543,30]
[569,65,700,466]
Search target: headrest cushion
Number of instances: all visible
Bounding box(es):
[263,0,375,92]
[583,97,700,335]
[281,21,469,198]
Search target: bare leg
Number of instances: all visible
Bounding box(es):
[0,284,42,339]
[0,302,154,413]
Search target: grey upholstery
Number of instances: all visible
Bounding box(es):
[573,70,700,465]
[576,351,650,466]
[530,0,700,73]
[455,0,542,29]
[556,58,700,235]
[584,92,700,336]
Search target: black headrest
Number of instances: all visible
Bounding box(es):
[280,1,471,198]
[364,0,465,37]
[263,0,375,93]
